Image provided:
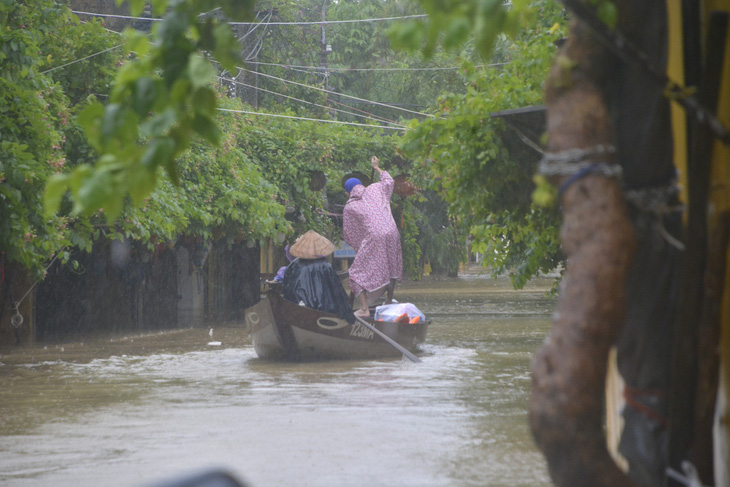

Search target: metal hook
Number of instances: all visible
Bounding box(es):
[11,301,23,328]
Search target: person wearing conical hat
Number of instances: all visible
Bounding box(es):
[288,230,336,259]
[343,156,403,318]
[281,231,354,323]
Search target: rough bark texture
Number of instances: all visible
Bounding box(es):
[530,177,638,487]
[690,213,730,482]
[529,16,640,487]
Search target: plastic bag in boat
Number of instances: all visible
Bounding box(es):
[282,258,355,323]
[374,303,425,322]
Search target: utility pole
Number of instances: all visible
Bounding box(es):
[320,0,333,116]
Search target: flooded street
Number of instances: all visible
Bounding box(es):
[0,275,555,487]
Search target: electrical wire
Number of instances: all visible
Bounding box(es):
[327,97,399,124]
[246,60,509,72]
[235,10,271,42]
[217,74,406,127]
[230,13,428,26]
[238,11,272,59]
[39,44,124,74]
[238,67,434,119]
[43,23,433,121]
[216,108,406,130]
[70,10,427,26]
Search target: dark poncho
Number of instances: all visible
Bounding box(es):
[282,258,355,323]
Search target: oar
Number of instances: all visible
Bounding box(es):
[353,315,422,363]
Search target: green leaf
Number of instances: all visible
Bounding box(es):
[77,102,105,150]
[443,17,471,50]
[140,136,175,172]
[188,53,215,89]
[217,0,255,21]
[123,28,151,57]
[158,11,188,45]
[212,24,240,72]
[74,163,117,215]
[192,114,220,145]
[162,152,180,186]
[101,104,125,139]
[162,45,192,87]
[101,103,139,150]
[103,190,125,222]
[139,108,177,138]
[128,162,158,205]
[170,78,192,103]
[191,86,216,116]
[43,173,70,217]
[129,0,145,16]
[387,20,425,52]
[151,0,168,16]
[69,165,93,194]
[132,77,159,116]
[597,1,618,29]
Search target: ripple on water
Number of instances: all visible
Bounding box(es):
[1,277,553,487]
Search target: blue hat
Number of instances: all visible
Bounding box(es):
[344,178,362,193]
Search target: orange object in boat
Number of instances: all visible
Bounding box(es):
[409,316,420,324]
[395,313,409,323]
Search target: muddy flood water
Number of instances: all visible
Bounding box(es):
[0,275,556,487]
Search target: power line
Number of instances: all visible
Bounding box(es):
[40,44,124,74]
[246,61,509,72]
[229,14,428,26]
[216,108,406,130]
[70,10,427,26]
[217,74,406,127]
[238,67,434,119]
[39,27,433,121]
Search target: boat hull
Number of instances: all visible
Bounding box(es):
[245,292,428,361]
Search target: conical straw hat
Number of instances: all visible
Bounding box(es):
[289,230,335,259]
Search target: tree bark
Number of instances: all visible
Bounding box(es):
[529,15,639,487]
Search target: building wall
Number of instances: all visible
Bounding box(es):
[2,238,258,345]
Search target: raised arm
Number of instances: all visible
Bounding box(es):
[371,156,394,197]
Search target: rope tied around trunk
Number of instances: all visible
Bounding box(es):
[536,144,622,195]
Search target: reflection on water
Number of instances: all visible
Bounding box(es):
[0,275,555,487]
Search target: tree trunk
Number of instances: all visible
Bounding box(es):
[529,14,639,487]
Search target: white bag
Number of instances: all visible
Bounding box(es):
[373,303,426,322]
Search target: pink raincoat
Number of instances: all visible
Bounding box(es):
[343,170,403,296]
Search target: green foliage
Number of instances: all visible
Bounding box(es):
[2,0,569,292]
[2,0,413,282]
[398,1,567,288]
[396,198,423,279]
[0,0,87,279]
[411,190,465,277]
[45,0,256,220]
[589,0,618,28]
[388,0,535,59]
[225,91,400,239]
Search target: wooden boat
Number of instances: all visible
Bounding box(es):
[244,291,428,361]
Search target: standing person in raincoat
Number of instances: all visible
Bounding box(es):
[343,156,403,318]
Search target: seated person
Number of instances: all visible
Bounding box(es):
[282,231,355,323]
[266,244,294,284]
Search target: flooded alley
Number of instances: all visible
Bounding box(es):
[0,276,555,487]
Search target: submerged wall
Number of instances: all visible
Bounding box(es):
[0,239,261,346]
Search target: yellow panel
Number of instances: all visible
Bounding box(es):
[667,0,689,204]
[709,18,730,213]
[704,3,730,486]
